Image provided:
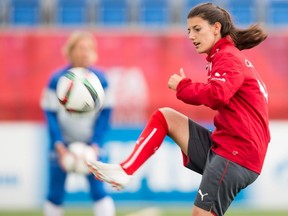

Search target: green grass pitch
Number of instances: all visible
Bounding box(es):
[0,207,288,216]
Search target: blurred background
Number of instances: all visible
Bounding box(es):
[0,0,288,215]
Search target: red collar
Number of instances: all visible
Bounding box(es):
[206,36,235,62]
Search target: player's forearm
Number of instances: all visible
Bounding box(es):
[55,141,68,156]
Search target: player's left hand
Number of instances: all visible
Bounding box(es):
[168,68,186,91]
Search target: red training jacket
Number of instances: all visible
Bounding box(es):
[176,37,270,174]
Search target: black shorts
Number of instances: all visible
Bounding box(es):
[183,119,259,216]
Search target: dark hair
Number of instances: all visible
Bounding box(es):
[187,3,267,50]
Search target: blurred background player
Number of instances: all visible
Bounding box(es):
[40,31,115,216]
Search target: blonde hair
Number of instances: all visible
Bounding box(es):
[62,31,97,61]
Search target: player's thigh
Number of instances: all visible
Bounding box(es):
[192,206,215,216]
[47,158,67,204]
[159,107,189,155]
[48,159,66,191]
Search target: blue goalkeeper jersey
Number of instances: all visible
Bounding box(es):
[40,65,113,150]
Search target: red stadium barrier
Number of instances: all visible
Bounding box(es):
[0,30,287,122]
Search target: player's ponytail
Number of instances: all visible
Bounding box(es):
[187,3,268,50]
[229,24,267,50]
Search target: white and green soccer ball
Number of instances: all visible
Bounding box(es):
[56,67,105,113]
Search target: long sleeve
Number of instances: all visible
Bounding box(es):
[176,52,245,110]
[40,71,64,150]
[44,110,64,149]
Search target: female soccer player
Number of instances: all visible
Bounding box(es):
[88,3,270,216]
[41,31,115,216]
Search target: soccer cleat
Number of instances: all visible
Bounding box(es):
[87,160,132,190]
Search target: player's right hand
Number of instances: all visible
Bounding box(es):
[55,142,73,171]
[168,68,186,91]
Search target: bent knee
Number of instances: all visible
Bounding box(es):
[158,107,176,116]
[158,107,186,121]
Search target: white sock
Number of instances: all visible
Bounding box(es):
[93,196,116,216]
[44,200,63,216]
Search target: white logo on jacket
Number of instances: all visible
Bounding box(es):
[210,72,226,82]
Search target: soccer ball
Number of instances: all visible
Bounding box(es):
[62,142,97,174]
[56,67,105,113]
